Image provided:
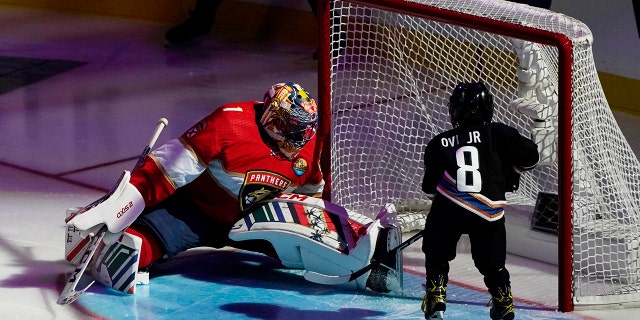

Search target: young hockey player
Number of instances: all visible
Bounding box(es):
[420,82,539,320]
[64,82,398,296]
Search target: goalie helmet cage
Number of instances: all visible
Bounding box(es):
[315,0,640,313]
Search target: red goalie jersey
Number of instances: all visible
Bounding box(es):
[129,101,325,229]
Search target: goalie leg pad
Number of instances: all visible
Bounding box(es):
[366,224,403,294]
[230,196,384,288]
[65,207,91,265]
[91,232,149,294]
[230,219,382,290]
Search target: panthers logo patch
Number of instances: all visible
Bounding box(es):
[239,171,291,212]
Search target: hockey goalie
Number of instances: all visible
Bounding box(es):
[63,82,402,300]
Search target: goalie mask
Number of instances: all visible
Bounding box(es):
[448,82,494,127]
[261,82,318,160]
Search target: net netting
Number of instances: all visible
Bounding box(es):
[319,0,640,308]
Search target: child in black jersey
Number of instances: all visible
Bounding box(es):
[421,82,539,320]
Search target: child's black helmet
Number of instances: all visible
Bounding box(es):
[448,82,494,127]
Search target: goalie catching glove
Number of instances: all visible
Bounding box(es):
[66,170,145,242]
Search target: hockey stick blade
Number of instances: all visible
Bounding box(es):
[303,230,424,285]
[57,225,107,305]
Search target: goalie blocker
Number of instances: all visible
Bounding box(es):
[65,193,403,294]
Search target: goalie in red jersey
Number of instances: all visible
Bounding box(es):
[64,82,398,295]
[420,82,539,320]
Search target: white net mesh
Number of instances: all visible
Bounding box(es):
[320,0,640,308]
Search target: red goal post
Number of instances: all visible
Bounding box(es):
[315,0,640,313]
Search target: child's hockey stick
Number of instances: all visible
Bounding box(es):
[57,118,168,305]
[303,229,424,285]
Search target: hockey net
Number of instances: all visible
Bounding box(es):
[315,0,640,312]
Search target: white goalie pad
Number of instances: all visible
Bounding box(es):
[65,207,91,265]
[65,208,148,294]
[91,231,149,294]
[229,193,388,290]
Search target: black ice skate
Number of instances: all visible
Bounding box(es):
[488,286,515,320]
[422,275,446,319]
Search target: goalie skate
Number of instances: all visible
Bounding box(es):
[365,204,403,294]
[365,223,403,293]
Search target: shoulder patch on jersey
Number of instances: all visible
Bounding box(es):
[184,120,207,139]
[292,156,308,176]
[239,171,292,212]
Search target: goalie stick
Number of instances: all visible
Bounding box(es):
[303,229,424,285]
[57,118,168,305]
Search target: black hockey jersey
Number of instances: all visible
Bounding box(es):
[422,122,539,221]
